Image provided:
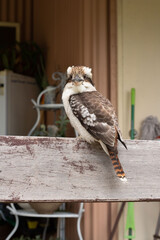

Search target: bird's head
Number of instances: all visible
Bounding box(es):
[66,66,94,87]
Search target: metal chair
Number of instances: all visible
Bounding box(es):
[6,203,84,240]
[28,72,66,136]
[6,72,84,239]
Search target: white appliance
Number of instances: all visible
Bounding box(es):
[0,70,39,135]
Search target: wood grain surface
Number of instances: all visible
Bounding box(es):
[0,136,159,202]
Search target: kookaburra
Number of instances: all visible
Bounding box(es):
[62,66,127,181]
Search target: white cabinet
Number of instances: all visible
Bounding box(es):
[0,70,39,135]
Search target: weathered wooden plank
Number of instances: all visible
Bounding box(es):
[0,136,159,202]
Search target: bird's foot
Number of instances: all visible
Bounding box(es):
[76,135,83,140]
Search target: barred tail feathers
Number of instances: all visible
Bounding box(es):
[99,140,127,181]
[109,150,127,181]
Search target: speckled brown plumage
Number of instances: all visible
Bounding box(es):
[70,91,120,148]
[69,91,127,179]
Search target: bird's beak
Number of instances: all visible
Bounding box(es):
[72,75,84,85]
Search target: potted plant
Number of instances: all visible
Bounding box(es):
[0,41,49,90]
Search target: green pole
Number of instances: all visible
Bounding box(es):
[125,202,135,239]
[125,88,136,239]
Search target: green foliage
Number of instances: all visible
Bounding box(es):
[32,116,69,138]
[32,124,49,136]
[56,115,69,137]
[0,42,49,90]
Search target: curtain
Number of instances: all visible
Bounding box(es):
[1,0,118,239]
[0,0,33,41]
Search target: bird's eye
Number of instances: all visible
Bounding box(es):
[84,74,87,79]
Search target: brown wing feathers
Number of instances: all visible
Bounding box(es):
[69,91,126,179]
[69,91,117,148]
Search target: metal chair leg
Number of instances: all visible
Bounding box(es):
[77,203,84,240]
[6,214,19,240]
[77,213,83,240]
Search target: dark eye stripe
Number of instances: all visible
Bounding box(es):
[84,77,94,86]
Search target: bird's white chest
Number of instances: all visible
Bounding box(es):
[62,86,96,143]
